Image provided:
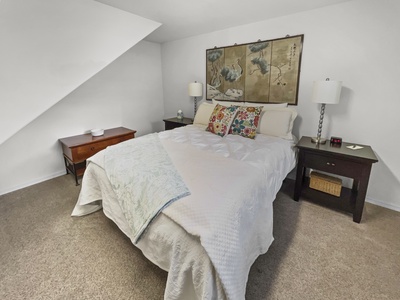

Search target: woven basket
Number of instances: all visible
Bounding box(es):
[309,171,342,197]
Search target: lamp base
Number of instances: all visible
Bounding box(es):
[311,137,327,144]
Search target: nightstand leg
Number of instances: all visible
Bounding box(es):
[353,168,372,223]
[294,152,305,201]
[64,157,69,175]
[71,163,79,186]
[74,174,79,186]
[352,179,359,192]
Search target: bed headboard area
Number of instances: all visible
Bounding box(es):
[206,34,304,105]
[193,101,297,140]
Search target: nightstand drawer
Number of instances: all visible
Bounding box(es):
[304,152,363,178]
[73,136,131,161]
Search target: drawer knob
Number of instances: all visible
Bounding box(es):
[326,162,336,166]
[91,147,95,151]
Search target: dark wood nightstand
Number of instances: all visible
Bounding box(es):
[59,127,136,185]
[294,136,378,223]
[163,117,193,130]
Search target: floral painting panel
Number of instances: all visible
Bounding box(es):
[206,34,303,105]
[244,41,272,103]
[269,36,302,104]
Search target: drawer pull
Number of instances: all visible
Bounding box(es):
[91,147,95,151]
[326,162,336,166]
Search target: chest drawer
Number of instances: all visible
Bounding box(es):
[71,134,133,162]
[303,151,364,178]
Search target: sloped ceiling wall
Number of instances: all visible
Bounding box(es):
[0,0,160,145]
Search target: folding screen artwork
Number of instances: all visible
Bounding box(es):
[206,34,304,105]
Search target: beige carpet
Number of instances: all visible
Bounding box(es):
[1,175,399,299]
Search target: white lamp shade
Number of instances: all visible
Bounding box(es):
[188,82,203,97]
[312,80,342,104]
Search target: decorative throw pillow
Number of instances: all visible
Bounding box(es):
[206,104,238,137]
[193,102,216,126]
[229,106,263,139]
[256,107,298,140]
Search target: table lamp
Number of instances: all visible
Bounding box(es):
[188,81,203,116]
[311,78,342,144]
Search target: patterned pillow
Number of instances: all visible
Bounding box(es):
[206,104,239,137]
[229,106,263,139]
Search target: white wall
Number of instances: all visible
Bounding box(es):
[161,0,400,211]
[0,41,164,195]
[0,0,160,145]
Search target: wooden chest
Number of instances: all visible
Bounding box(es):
[59,127,136,185]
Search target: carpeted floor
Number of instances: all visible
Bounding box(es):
[1,175,399,299]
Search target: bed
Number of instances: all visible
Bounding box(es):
[72,101,297,299]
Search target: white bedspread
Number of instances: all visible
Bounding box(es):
[72,125,296,300]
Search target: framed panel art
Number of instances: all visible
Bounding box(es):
[206,34,304,105]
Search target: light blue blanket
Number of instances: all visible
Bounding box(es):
[104,133,190,243]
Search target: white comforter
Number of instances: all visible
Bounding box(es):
[72,125,296,299]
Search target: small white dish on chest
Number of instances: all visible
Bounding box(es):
[91,128,104,136]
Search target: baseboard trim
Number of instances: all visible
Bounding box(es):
[0,170,66,196]
[366,197,400,212]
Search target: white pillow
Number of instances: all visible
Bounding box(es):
[243,102,288,108]
[212,99,244,107]
[257,107,297,140]
[193,102,216,126]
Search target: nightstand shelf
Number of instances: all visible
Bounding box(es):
[294,136,378,223]
[301,177,356,214]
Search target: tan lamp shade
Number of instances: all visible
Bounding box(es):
[188,82,203,97]
[312,79,342,104]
